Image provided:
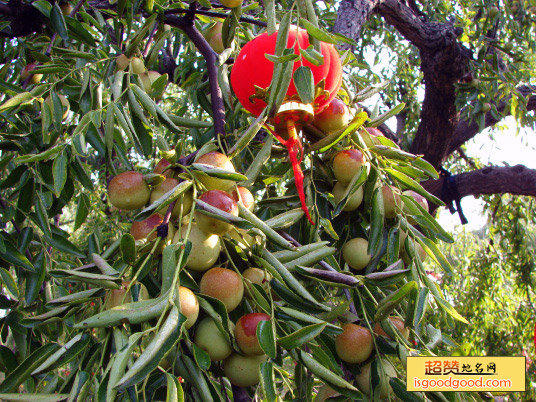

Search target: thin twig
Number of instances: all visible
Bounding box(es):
[278,231,358,316]
[164,7,267,27]
[142,21,159,58]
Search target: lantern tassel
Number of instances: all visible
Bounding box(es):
[264,121,315,225]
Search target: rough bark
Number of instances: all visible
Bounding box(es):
[334,0,382,51]
[426,165,536,201]
[376,0,472,168]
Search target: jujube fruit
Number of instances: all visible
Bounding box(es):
[335,323,373,364]
[60,2,73,15]
[195,190,238,235]
[332,149,366,185]
[195,151,236,191]
[342,238,371,271]
[139,71,165,98]
[203,21,225,54]
[173,223,220,272]
[21,63,43,85]
[175,285,199,329]
[381,185,402,219]
[355,359,396,398]
[153,158,175,178]
[130,57,146,74]
[223,354,267,387]
[399,230,427,263]
[332,182,364,211]
[220,0,242,7]
[361,127,384,147]
[374,317,410,340]
[231,186,255,211]
[313,98,349,134]
[150,178,193,219]
[130,214,163,241]
[108,171,151,211]
[199,267,244,312]
[194,318,234,361]
[235,313,271,355]
[45,94,70,120]
[242,267,272,298]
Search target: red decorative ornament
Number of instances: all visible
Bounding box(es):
[231,27,343,224]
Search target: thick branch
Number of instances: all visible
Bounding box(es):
[426,165,536,202]
[334,0,472,168]
[448,85,536,155]
[166,15,227,142]
[375,1,471,168]
[333,0,382,51]
[377,0,463,51]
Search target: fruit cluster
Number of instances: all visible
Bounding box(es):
[104,150,277,386]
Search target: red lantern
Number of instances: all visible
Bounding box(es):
[231,27,343,224]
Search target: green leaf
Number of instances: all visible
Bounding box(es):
[374,281,418,322]
[278,323,326,349]
[191,163,248,182]
[0,344,60,393]
[368,103,405,127]
[192,343,211,371]
[74,193,90,231]
[0,268,18,299]
[0,394,70,401]
[45,232,85,258]
[0,92,34,113]
[299,351,357,390]
[260,362,276,402]
[35,193,52,238]
[64,16,97,47]
[165,373,184,402]
[299,19,337,44]
[299,45,324,66]
[53,152,68,196]
[293,66,314,104]
[125,14,158,58]
[25,252,46,305]
[228,110,267,158]
[32,333,91,375]
[120,233,137,265]
[386,168,444,206]
[0,236,34,271]
[310,111,368,154]
[16,144,64,163]
[368,187,385,257]
[115,308,185,390]
[50,3,69,40]
[257,320,277,358]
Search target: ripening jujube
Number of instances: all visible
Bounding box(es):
[108,171,151,211]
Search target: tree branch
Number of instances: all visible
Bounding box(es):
[426,165,536,203]
[164,7,267,27]
[447,85,536,155]
[373,0,472,168]
[376,0,462,51]
[166,14,227,144]
[333,0,382,51]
